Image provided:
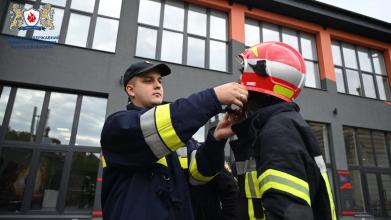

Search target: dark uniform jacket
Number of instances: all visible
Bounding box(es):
[100,89,227,220]
[230,102,337,220]
[190,167,239,220]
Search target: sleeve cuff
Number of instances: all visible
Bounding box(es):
[208,88,223,113]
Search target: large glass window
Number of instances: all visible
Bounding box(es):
[65,152,99,211]
[381,174,391,217]
[245,19,321,89]
[344,127,359,166]
[65,13,91,47]
[343,127,391,218]
[98,0,122,18]
[92,17,119,52]
[70,0,95,13]
[5,88,45,142]
[187,37,205,68]
[0,84,107,215]
[332,40,391,100]
[0,148,33,212]
[372,131,389,168]
[2,0,121,52]
[42,92,77,145]
[357,129,375,167]
[366,173,382,216]
[135,26,158,59]
[161,30,183,63]
[75,96,107,147]
[136,0,228,72]
[0,87,11,126]
[2,86,107,146]
[308,122,332,163]
[345,127,390,168]
[30,151,66,211]
[350,170,365,213]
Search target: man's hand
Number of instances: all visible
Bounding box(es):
[214,82,248,108]
[213,111,244,141]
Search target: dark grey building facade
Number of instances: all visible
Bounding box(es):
[0,0,390,219]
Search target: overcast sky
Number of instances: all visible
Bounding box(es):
[316,0,391,23]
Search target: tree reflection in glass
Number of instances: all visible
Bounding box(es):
[5,88,45,142]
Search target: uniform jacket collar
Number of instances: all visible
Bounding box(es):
[126,103,146,111]
[232,102,300,140]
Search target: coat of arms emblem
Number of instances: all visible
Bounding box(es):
[9,3,54,31]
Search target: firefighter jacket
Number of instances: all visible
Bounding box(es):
[100,89,227,220]
[230,102,337,220]
[190,166,239,220]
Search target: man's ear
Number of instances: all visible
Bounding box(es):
[125,84,135,98]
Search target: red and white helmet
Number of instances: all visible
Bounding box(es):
[238,41,306,102]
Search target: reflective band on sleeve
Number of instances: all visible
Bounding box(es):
[155,104,185,151]
[140,107,171,159]
[100,153,107,168]
[258,169,311,207]
[236,160,248,175]
[245,171,261,198]
[314,155,327,173]
[189,150,215,185]
[156,156,168,167]
[245,171,263,220]
[179,157,188,169]
[315,155,336,220]
[321,172,337,220]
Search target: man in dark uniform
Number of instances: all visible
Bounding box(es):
[100,60,248,219]
[230,42,337,220]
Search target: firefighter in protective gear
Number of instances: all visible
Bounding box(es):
[230,42,337,220]
[100,60,248,219]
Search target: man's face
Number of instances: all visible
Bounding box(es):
[125,70,164,108]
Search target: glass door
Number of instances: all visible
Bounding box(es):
[364,172,391,218]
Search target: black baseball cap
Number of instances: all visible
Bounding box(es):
[123,60,171,88]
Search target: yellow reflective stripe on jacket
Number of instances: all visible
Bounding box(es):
[315,155,336,220]
[245,171,261,198]
[189,150,215,185]
[248,199,261,220]
[258,169,311,207]
[100,153,107,168]
[321,172,337,220]
[156,156,168,167]
[155,104,185,151]
[247,199,265,220]
[140,104,185,159]
[179,157,188,169]
[140,107,171,158]
[245,171,263,220]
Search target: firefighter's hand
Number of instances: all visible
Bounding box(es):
[213,112,239,141]
[214,82,248,108]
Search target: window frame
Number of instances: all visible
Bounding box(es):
[0,84,107,215]
[332,40,391,101]
[135,0,229,72]
[343,126,391,217]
